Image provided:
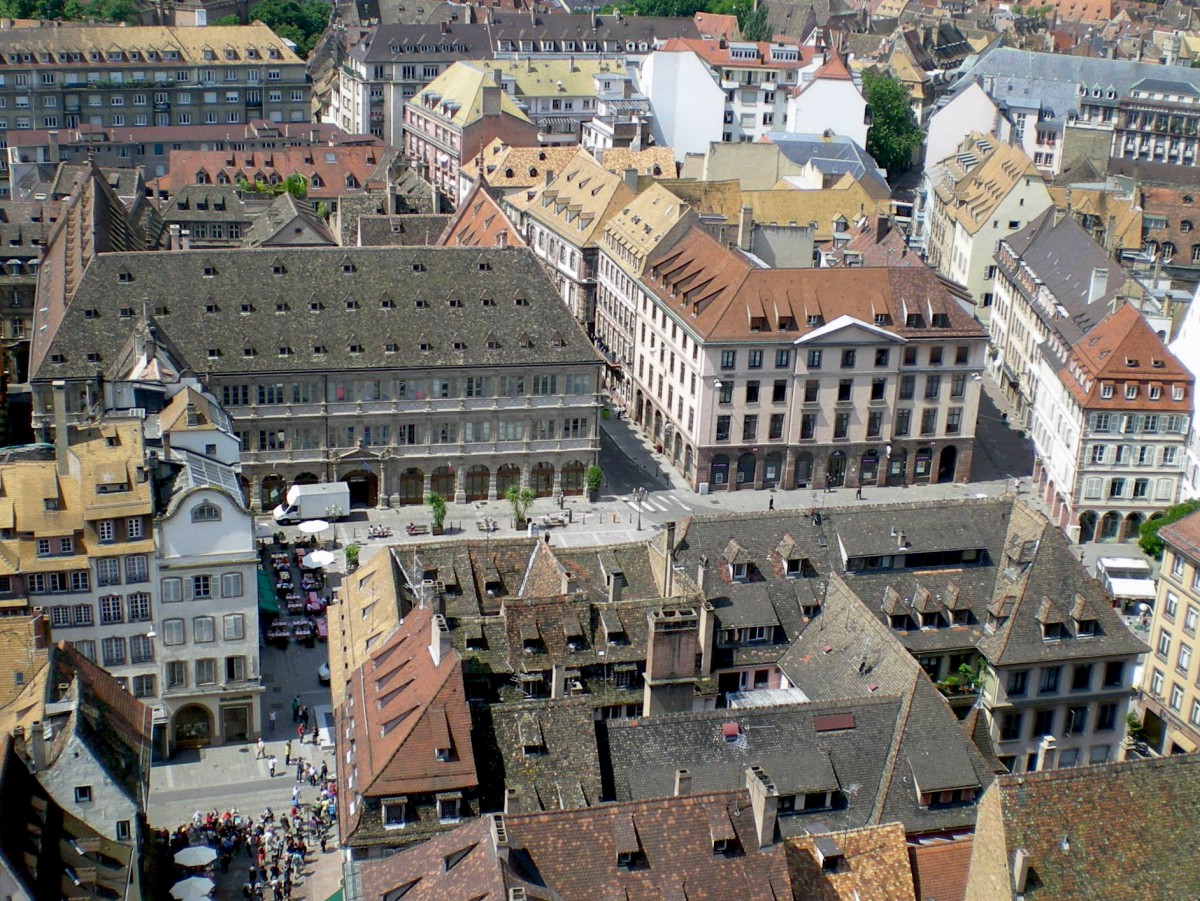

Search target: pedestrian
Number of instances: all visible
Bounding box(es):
[291,784,300,806]
[299,707,309,729]
[855,486,863,500]
[310,722,319,745]
[768,497,774,511]
[268,756,277,778]
[320,833,328,854]
[296,724,305,742]
[269,710,277,734]
[319,761,328,782]
[291,696,300,723]
[256,737,266,759]
[284,740,292,766]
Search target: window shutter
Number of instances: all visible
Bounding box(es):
[212,577,222,599]
[184,578,194,601]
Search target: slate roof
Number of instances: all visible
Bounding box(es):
[158,184,250,227]
[353,213,452,246]
[765,131,889,191]
[31,246,601,382]
[348,21,492,63]
[242,193,337,247]
[976,754,1200,900]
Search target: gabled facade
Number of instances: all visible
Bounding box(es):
[785,52,868,147]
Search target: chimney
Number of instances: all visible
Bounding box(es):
[28,720,47,771]
[745,766,779,847]
[698,599,715,676]
[550,662,567,700]
[737,205,754,252]
[876,215,890,243]
[695,560,706,595]
[607,570,624,604]
[560,570,573,595]
[440,20,448,33]
[492,67,503,87]
[642,607,699,716]
[51,380,69,476]
[481,85,502,118]
[47,129,59,164]
[504,788,521,815]
[490,814,511,862]
[674,768,693,796]
[1013,848,1031,893]
[180,228,191,251]
[663,521,676,598]
[1036,734,1057,771]
[1087,267,1109,304]
[169,223,182,250]
[497,230,509,249]
[623,166,638,192]
[429,613,452,666]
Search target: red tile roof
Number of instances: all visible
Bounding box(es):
[658,36,814,70]
[909,838,973,901]
[437,182,525,248]
[152,146,393,200]
[1058,302,1192,411]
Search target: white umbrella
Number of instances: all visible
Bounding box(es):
[170,876,214,899]
[173,846,218,868]
[298,520,330,535]
[301,550,336,569]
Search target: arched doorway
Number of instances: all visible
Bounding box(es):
[1078,510,1098,543]
[294,472,320,485]
[763,452,783,488]
[1121,512,1145,543]
[531,462,555,497]
[653,410,663,443]
[465,465,490,501]
[914,448,933,482]
[1098,511,1121,542]
[342,470,379,507]
[561,460,585,495]
[795,452,813,487]
[635,390,644,425]
[261,474,286,510]
[399,467,424,506]
[431,465,455,498]
[826,451,846,488]
[684,446,694,479]
[173,704,213,750]
[239,476,251,507]
[886,448,908,486]
[497,464,521,496]
[710,454,730,487]
[937,445,957,483]
[672,432,683,463]
[736,452,757,487]
[860,450,880,485]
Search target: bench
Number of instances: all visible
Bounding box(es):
[405,525,429,536]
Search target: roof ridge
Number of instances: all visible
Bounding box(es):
[869,665,921,824]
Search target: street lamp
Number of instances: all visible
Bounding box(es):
[634,486,648,531]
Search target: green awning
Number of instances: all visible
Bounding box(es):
[324,890,343,901]
[258,568,279,615]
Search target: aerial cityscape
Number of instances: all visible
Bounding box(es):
[3,0,1200,897]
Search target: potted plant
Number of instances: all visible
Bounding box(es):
[585,465,603,502]
[344,544,359,572]
[505,484,535,530]
[427,492,447,535]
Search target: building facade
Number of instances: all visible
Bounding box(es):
[627,226,987,492]
[1139,510,1200,755]
[29,247,603,512]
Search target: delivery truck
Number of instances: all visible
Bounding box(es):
[272,483,351,525]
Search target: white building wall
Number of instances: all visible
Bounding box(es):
[925,81,1009,170]
[638,50,724,162]
[38,732,139,843]
[1171,285,1200,499]
[786,78,867,147]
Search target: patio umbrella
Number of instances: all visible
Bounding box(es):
[170,876,215,899]
[301,550,337,569]
[298,520,330,535]
[173,846,218,868]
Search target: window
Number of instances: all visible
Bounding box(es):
[1039,666,1061,694]
[745,381,760,404]
[100,595,123,625]
[382,798,407,829]
[716,416,731,442]
[742,415,758,441]
[125,555,148,583]
[772,380,787,403]
[874,348,890,367]
[130,635,153,664]
[223,613,245,640]
[769,414,785,440]
[838,379,853,402]
[192,575,211,599]
[1097,702,1118,732]
[102,637,126,667]
[438,795,461,822]
[1102,661,1123,689]
[1186,606,1198,636]
[807,350,822,369]
[921,408,938,435]
[800,414,816,440]
[1000,711,1023,741]
[775,349,791,368]
[1007,670,1028,697]
[163,618,185,646]
[1065,705,1089,735]
[225,656,246,682]
[720,350,736,370]
[191,502,221,523]
[98,520,115,543]
[74,785,93,803]
[1032,708,1055,737]
[193,616,215,643]
[1178,643,1192,675]
[1071,663,1092,691]
[899,375,915,400]
[116,819,132,841]
[924,374,941,399]
[834,412,850,440]
[748,350,762,369]
[804,380,819,403]
[841,349,856,369]
[1192,701,1200,729]
[894,409,911,436]
[128,592,150,622]
[1151,668,1165,697]
[195,659,217,685]
[221,572,243,597]
[166,661,187,689]
[1170,684,1184,712]
[162,577,182,603]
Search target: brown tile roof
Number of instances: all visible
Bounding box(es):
[461,139,578,191]
[1159,508,1200,562]
[644,225,985,343]
[600,147,678,178]
[437,181,525,249]
[355,816,508,901]
[659,36,816,70]
[0,616,46,709]
[974,755,1200,900]
[694,11,740,38]
[513,149,636,249]
[787,822,916,900]
[910,838,972,901]
[152,146,394,200]
[1058,302,1192,411]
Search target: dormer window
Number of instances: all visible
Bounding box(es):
[118,271,133,283]
[732,562,749,582]
[191,502,222,523]
[313,344,326,355]
[1042,621,1064,641]
[240,302,253,314]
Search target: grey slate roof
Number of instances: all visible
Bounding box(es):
[32,246,602,381]
[354,214,453,246]
[243,193,337,247]
[158,185,250,225]
[765,131,890,190]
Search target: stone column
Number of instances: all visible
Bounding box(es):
[488,468,499,501]
[454,464,467,505]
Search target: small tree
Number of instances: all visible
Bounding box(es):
[344,544,359,569]
[505,484,535,525]
[862,70,923,177]
[1139,499,1200,558]
[426,492,447,532]
[585,466,603,494]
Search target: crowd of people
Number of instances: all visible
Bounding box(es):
[161,774,338,900]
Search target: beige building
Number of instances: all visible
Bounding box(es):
[1139,508,1200,755]
[629,225,987,491]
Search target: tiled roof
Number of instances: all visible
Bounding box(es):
[1158,508,1200,562]
[1058,302,1192,411]
[787,822,916,900]
[353,213,452,247]
[1046,184,1142,253]
[411,62,532,127]
[643,226,986,343]
[242,193,337,247]
[32,246,601,382]
[602,182,693,269]
[0,23,301,65]
[940,136,1042,235]
[0,615,45,709]
[694,11,740,39]
[461,139,578,190]
[659,36,814,70]
[513,149,636,249]
[909,837,972,901]
[976,755,1200,899]
[437,182,524,249]
[600,147,678,178]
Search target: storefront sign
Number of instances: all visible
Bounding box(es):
[220,694,253,703]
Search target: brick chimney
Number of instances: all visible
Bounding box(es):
[51,380,69,476]
[642,607,699,716]
[737,205,754,252]
[746,765,778,847]
[428,613,452,665]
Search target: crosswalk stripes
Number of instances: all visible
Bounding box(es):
[622,494,692,514]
